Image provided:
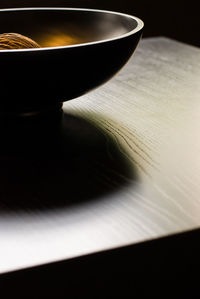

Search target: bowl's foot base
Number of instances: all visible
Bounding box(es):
[0,103,63,122]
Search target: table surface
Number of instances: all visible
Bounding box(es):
[1,37,200,274]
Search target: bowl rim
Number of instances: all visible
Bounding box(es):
[0,7,144,53]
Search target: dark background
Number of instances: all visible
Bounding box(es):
[1,228,200,298]
[0,0,199,47]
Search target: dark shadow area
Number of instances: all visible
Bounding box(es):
[0,111,138,212]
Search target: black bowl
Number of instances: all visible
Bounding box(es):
[0,7,143,117]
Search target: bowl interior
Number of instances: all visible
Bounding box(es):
[0,8,139,48]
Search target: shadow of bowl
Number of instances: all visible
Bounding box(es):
[0,7,143,116]
[0,112,138,212]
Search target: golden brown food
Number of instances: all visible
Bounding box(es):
[0,33,40,49]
